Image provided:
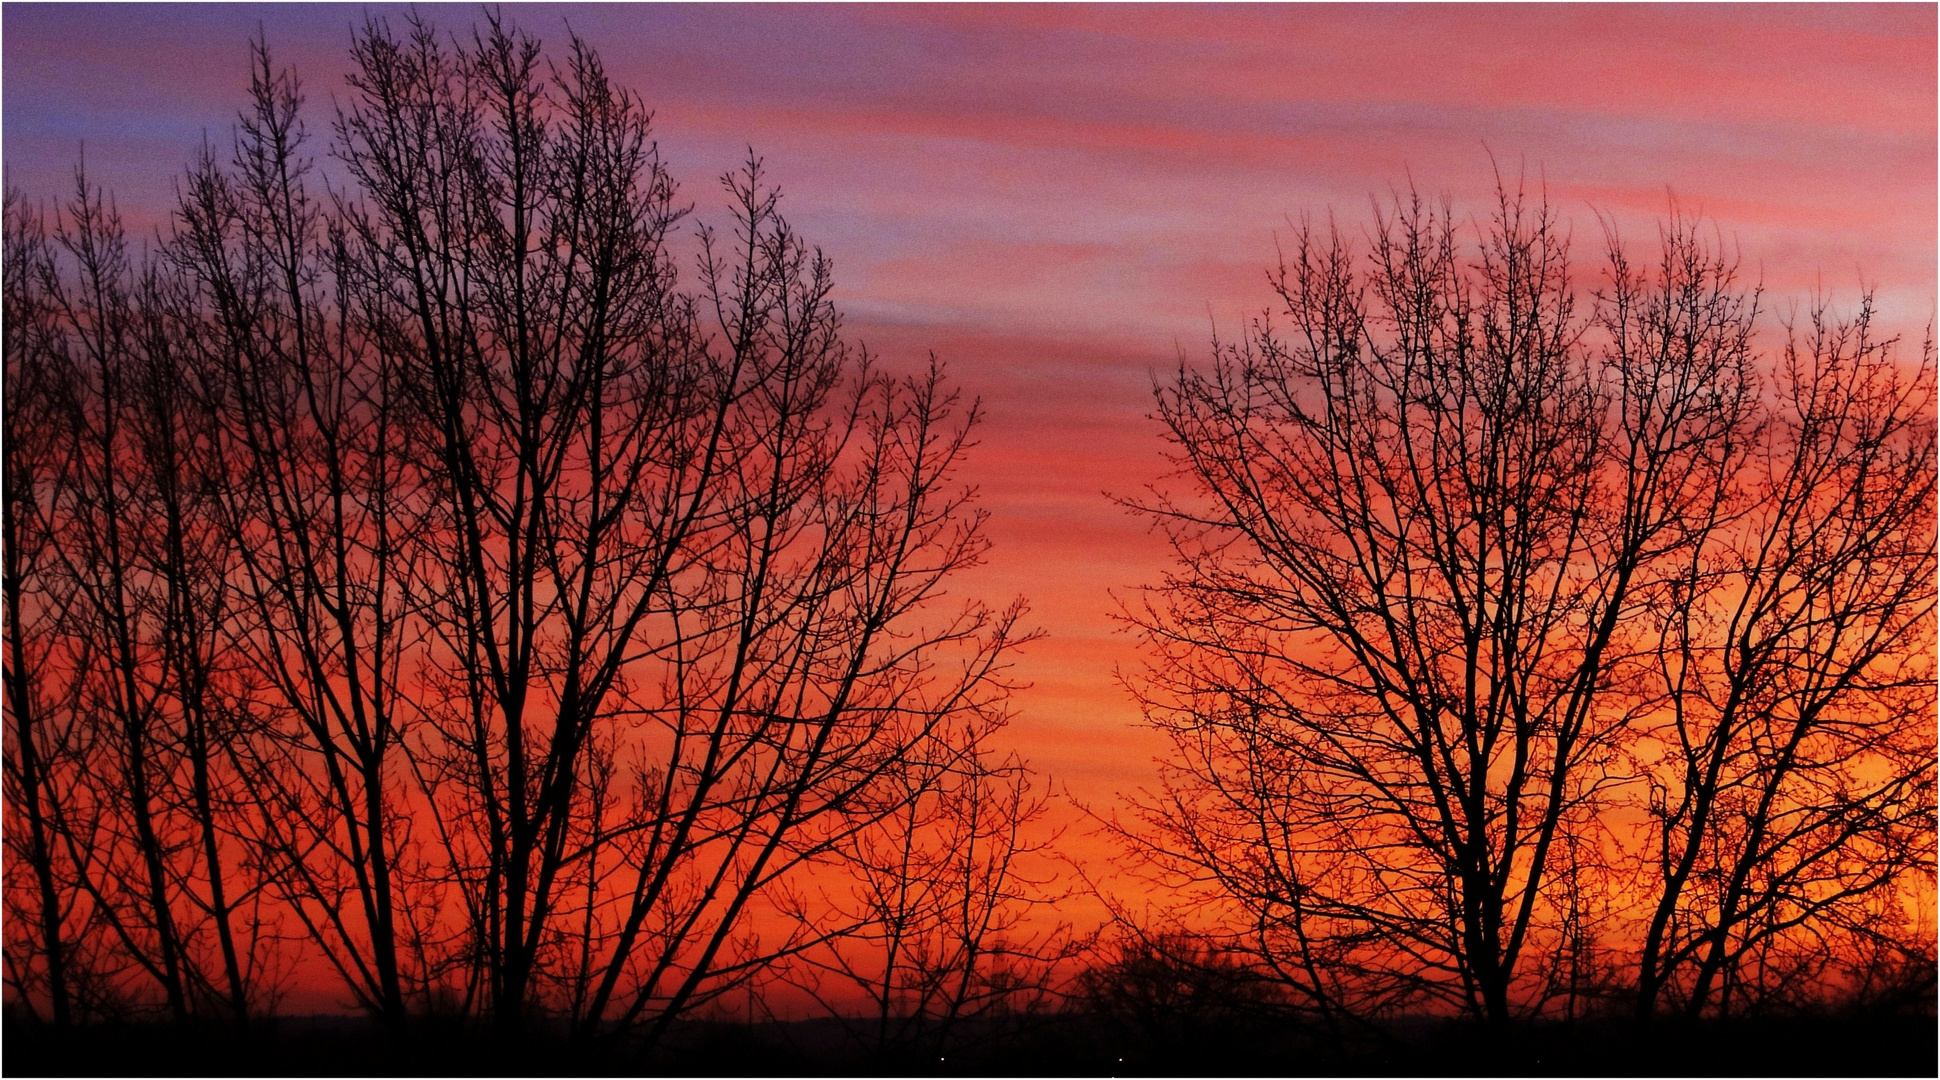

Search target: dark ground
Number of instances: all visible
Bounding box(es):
[5,1007,1935,1076]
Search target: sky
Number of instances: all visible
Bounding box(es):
[6,1,1936,823]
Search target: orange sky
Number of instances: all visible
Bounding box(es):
[6,1,1936,835]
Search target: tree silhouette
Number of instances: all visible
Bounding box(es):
[169,39,424,1029]
[1632,299,1936,1022]
[3,12,1932,1065]
[788,740,1077,1060]
[1125,180,1934,1029]
[4,185,84,1028]
[3,14,1033,1048]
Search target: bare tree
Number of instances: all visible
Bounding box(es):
[1632,299,1936,1021]
[126,229,258,1028]
[1125,183,1769,1027]
[316,15,717,1031]
[9,11,1036,1045]
[3,184,85,1027]
[37,176,195,1023]
[564,212,1031,1050]
[305,13,1032,1043]
[169,41,426,1029]
[3,13,1035,1040]
[790,740,1076,1059]
[7,166,275,1025]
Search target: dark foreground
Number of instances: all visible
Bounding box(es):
[6,1008,1935,1077]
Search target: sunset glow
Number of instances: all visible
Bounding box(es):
[8,3,1934,810]
[3,3,1934,1068]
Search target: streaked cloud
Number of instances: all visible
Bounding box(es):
[7,1,1931,805]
